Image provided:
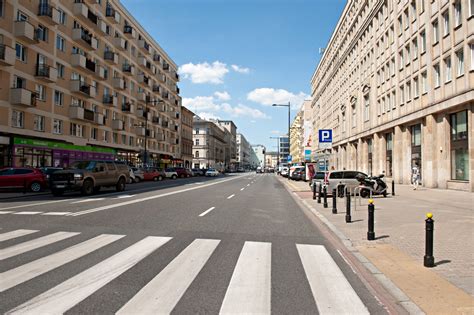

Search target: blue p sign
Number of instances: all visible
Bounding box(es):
[319,129,332,143]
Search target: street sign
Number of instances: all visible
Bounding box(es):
[287,155,292,162]
[318,129,332,143]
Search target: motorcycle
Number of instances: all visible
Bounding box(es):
[356,174,388,198]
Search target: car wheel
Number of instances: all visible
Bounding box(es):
[52,189,64,197]
[172,174,177,179]
[116,177,126,192]
[383,191,387,197]
[81,179,94,196]
[135,177,140,183]
[30,181,42,192]
[360,189,369,198]
[153,176,158,181]
[158,176,163,181]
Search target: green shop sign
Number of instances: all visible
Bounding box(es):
[14,137,116,154]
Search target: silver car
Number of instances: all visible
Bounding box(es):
[315,170,368,196]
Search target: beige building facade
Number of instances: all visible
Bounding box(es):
[0,0,181,168]
[290,108,304,163]
[311,0,474,191]
[180,106,194,168]
[192,117,227,170]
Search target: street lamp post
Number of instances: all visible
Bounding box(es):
[272,102,291,179]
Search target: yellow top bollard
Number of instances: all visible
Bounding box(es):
[426,212,433,219]
[368,199,374,204]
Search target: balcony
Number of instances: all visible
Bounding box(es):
[122,103,134,113]
[135,126,145,136]
[161,91,169,99]
[96,19,107,35]
[105,6,120,24]
[123,25,136,39]
[176,86,180,94]
[103,95,118,107]
[163,63,170,71]
[137,91,147,102]
[113,37,126,51]
[72,2,89,23]
[10,88,35,106]
[94,112,104,125]
[14,21,36,43]
[70,80,96,98]
[38,4,60,25]
[153,54,161,62]
[137,74,151,87]
[174,72,180,81]
[35,64,57,83]
[152,116,160,124]
[72,28,98,50]
[137,56,147,68]
[122,64,135,76]
[152,85,160,93]
[69,106,85,120]
[156,133,165,141]
[85,58,96,73]
[112,119,124,130]
[104,51,119,64]
[112,77,125,90]
[138,39,150,54]
[94,65,106,80]
[137,108,152,120]
[0,44,15,66]
[157,103,165,112]
[71,53,87,69]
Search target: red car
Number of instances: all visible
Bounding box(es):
[0,167,47,192]
[143,169,165,181]
[174,167,193,178]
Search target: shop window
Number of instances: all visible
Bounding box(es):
[386,133,393,177]
[450,111,469,180]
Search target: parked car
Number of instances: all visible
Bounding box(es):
[191,168,203,176]
[0,167,47,192]
[310,171,326,189]
[50,160,129,196]
[290,168,305,181]
[143,168,165,181]
[164,168,178,179]
[128,167,136,184]
[174,167,193,178]
[289,166,305,179]
[280,167,289,177]
[39,167,63,187]
[205,168,220,177]
[131,167,144,183]
[321,170,368,196]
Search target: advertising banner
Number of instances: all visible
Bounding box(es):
[304,120,313,161]
[305,163,317,181]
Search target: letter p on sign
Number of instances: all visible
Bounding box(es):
[319,129,332,143]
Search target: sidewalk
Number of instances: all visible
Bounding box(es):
[281,177,474,314]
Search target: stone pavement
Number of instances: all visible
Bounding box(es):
[281,176,474,314]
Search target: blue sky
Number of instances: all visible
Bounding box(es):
[121,0,346,151]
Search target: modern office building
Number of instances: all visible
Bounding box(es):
[180,106,194,168]
[278,136,289,166]
[251,144,266,168]
[311,0,473,191]
[236,133,251,169]
[0,0,181,168]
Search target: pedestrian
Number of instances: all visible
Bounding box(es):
[411,162,420,190]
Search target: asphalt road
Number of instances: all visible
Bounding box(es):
[0,173,392,314]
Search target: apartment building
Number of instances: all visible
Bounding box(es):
[311,0,473,191]
[216,120,237,170]
[264,151,278,169]
[236,132,251,169]
[290,109,304,163]
[251,144,266,168]
[0,0,181,169]
[180,106,194,168]
[192,116,227,170]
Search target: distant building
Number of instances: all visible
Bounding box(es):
[278,136,289,166]
[265,151,278,168]
[236,133,251,169]
[251,145,266,168]
[192,117,227,170]
[290,108,304,163]
[215,120,238,170]
[180,107,194,168]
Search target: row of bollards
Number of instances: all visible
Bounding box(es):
[314,186,435,268]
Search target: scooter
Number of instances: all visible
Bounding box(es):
[356,174,388,198]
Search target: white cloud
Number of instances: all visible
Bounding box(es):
[197,112,221,120]
[178,61,229,84]
[182,96,220,112]
[270,130,280,134]
[250,120,257,123]
[231,64,250,74]
[247,88,309,109]
[221,103,270,119]
[214,91,231,101]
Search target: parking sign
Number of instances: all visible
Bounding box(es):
[318,129,332,143]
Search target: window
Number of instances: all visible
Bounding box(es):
[454,0,462,28]
[11,110,24,128]
[398,15,403,35]
[421,71,428,94]
[411,0,417,20]
[399,50,404,69]
[406,81,411,102]
[411,124,422,147]
[195,138,200,145]
[129,136,134,146]
[412,38,418,60]
[386,133,393,177]
[342,111,346,132]
[15,43,26,62]
[352,105,356,128]
[420,0,425,13]
[420,30,426,53]
[442,10,450,37]
[470,44,474,71]
[404,8,409,29]
[450,111,469,180]
[36,25,48,42]
[0,0,4,17]
[56,62,65,78]
[70,123,84,137]
[364,94,370,121]
[432,19,439,43]
[34,115,45,131]
[400,85,405,104]
[390,58,395,76]
[17,11,28,21]
[57,8,66,25]
[53,119,63,134]
[414,76,419,98]
[54,90,63,106]
[456,49,464,77]
[405,44,411,65]
[444,56,452,82]
[195,151,199,158]
[433,64,440,87]
[391,91,396,109]
[56,35,65,51]
[35,84,46,101]
[470,0,474,17]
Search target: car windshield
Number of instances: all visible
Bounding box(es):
[69,161,96,170]
[208,169,215,171]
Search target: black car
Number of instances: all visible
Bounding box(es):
[39,167,63,187]
[192,168,207,176]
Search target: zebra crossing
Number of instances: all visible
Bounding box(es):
[0,228,370,314]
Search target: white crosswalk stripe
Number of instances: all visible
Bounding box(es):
[1,228,369,314]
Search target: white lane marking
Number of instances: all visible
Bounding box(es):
[337,249,357,275]
[117,239,219,314]
[41,212,72,216]
[0,234,124,292]
[198,207,216,217]
[71,175,246,217]
[247,184,250,187]
[0,232,80,261]
[240,188,245,191]
[14,211,43,215]
[227,194,235,199]
[296,244,369,315]
[0,229,38,242]
[0,211,14,215]
[0,199,77,211]
[116,195,136,199]
[8,236,171,314]
[70,198,106,204]
[220,241,271,314]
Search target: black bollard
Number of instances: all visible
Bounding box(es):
[367,199,375,240]
[424,213,435,267]
[312,182,316,200]
[345,192,351,223]
[323,186,328,208]
[392,180,395,196]
[317,183,322,204]
[332,188,337,214]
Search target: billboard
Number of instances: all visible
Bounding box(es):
[304,120,313,161]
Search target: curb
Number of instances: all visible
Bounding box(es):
[0,191,51,201]
[281,177,425,315]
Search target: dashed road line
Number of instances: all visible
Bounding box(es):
[240,188,245,191]
[42,212,72,216]
[71,198,105,204]
[227,194,235,200]
[14,211,43,215]
[198,207,216,217]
